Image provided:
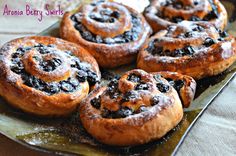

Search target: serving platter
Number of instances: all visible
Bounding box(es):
[0,0,236,155]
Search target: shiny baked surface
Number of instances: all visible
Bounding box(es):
[144,0,227,32]
[0,36,100,116]
[79,69,196,146]
[137,21,236,79]
[60,0,151,68]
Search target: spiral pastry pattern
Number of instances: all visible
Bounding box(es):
[137,21,236,79]
[79,69,196,146]
[0,36,100,116]
[60,0,151,68]
[144,0,227,32]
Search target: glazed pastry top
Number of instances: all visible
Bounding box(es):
[70,0,144,44]
[145,21,231,58]
[88,70,183,119]
[0,38,100,95]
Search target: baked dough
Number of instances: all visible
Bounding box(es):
[80,69,196,146]
[60,0,151,68]
[137,21,236,79]
[144,0,227,33]
[0,36,100,116]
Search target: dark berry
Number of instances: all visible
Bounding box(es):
[136,105,148,113]
[184,31,193,37]
[203,37,215,47]
[189,16,201,21]
[104,38,115,44]
[101,109,112,118]
[156,83,170,93]
[135,83,149,90]
[173,80,184,91]
[153,74,162,82]
[37,46,50,54]
[41,58,62,72]
[194,1,199,5]
[70,14,77,21]
[151,96,160,106]
[219,30,228,38]
[152,46,163,55]
[81,31,93,41]
[173,1,183,9]
[115,107,133,118]
[47,44,55,48]
[76,70,88,82]
[68,78,80,87]
[123,91,138,101]
[101,70,115,81]
[90,96,101,109]
[114,37,126,43]
[108,17,115,23]
[108,79,119,89]
[60,81,74,92]
[146,40,163,55]
[11,65,24,74]
[106,79,119,98]
[203,2,218,21]
[109,91,120,99]
[171,16,184,23]
[111,11,120,18]
[146,40,155,52]
[192,25,204,32]
[24,76,40,89]
[95,35,103,43]
[173,49,184,57]
[16,47,25,53]
[127,74,141,83]
[87,70,99,85]
[183,46,195,55]
[71,58,81,68]
[44,83,60,94]
[12,52,22,58]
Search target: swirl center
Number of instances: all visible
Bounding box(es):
[80,2,132,38]
[23,49,71,82]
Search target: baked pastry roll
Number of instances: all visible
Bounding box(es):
[60,0,151,68]
[154,71,196,108]
[144,0,227,33]
[80,69,196,146]
[137,21,236,79]
[0,36,100,116]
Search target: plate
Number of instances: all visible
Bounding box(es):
[0,0,235,155]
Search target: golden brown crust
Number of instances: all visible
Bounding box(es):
[153,71,196,108]
[60,1,152,68]
[79,69,188,146]
[137,21,236,79]
[0,36,100,116]
[144,0,228,33]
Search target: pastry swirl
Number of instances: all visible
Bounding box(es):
[0,36,100,116]
[144,0,227,33]
[60,0,151,68]
[154,71,196,108]
[79,69,196,146]
[137,21,236,79]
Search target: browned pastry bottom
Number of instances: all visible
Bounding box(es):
[60,0,151,68]
[80,69,196,146]
[137,21,236,79]
[0,36,100,116]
